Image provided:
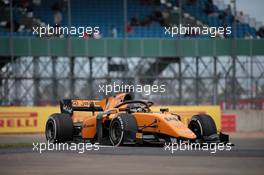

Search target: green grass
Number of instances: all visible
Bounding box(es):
[0,142,32,148]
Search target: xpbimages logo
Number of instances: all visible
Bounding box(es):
[164,24,232,38]
[164,140,232,154]
[98,82,166,95]
[32,24,100,37]
[32,141,100,154]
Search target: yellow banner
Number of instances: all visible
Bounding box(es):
[0,107,59,133]
[0,106,221,133]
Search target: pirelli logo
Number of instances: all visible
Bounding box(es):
[0,112,38,128]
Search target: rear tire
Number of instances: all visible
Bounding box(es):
[109,114,138,146]
[188,114,217,141]
[45,113,74,143]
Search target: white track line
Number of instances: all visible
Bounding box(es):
[98,145,114,148]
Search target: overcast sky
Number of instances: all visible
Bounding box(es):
[223,0,264,24]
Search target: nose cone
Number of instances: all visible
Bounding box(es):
[153,113,197,139]
[177,125,197,139]
[171,121,196,139]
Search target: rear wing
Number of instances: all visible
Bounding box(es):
[60,99,104,115]
[60,93,134,115]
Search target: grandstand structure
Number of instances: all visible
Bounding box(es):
[0,0,264,109]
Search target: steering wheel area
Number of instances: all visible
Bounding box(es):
[114,100,154,113]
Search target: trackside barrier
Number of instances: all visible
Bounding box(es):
[0,106,221,134]
[221,113,236,132]
[0,107,59,133]
[223,110,264,132]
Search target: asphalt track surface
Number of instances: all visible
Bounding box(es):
[0,137,264,175]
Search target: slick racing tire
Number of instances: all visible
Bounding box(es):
[45,113,74,143]
[188,114,217,141]
[109,114,138,146]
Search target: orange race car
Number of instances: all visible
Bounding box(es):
[45,93,229,146]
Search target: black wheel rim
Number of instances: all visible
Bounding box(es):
[46,120,55,142]
[110,120,122,145]
[189,121,202,139]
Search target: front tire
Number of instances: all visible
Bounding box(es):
[45,113,74,143]
[188,114,218,142]
[109,114,138,146]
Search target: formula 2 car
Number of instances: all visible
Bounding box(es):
[45,93,229,146]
